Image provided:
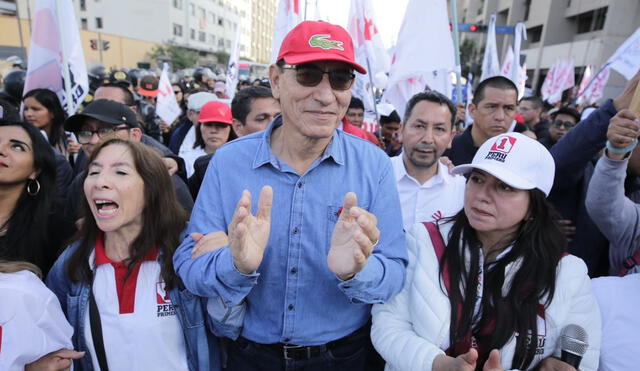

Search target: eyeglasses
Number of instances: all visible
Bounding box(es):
[76,126,130,144]
[552,120,575,130]
[280,63,355,91]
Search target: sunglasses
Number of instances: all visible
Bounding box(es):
[553,120,575,130]
[280,63,355,91]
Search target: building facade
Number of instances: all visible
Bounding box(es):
[250,0,277,64]
[453,0,640,99]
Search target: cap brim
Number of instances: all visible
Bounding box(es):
[139,88,158,97]
[283,53,367,74]
[452,163,536,191]
[64,113,125,132]
[199,119,232,125]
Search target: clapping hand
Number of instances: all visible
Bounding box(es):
[328,192,380,281]
[228,186,273,274]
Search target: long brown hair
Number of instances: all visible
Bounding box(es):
[0,260,42,279]
[65,138,187,289]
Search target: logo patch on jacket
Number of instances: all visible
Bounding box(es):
[156,281,176,317]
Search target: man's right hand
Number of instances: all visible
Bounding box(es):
[229,186,273,274]
[432,349,478,371]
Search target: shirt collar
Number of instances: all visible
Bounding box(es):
[252,115,345,169]
[394,155,451,186]
[93,232,158,268]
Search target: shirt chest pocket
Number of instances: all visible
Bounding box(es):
[325,204,370,252]
[173,289,205,329]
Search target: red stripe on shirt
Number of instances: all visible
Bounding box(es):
[94,234,158,314]
[0,325,3,353]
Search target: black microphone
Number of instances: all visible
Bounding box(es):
[559,324,589,368]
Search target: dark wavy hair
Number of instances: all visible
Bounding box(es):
[0,121,57,270]
[441,188,565,369]
[65,138,187,289]
[23,88,67,148]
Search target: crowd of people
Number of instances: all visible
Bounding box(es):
[0,19,638,371]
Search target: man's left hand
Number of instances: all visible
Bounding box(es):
[162,157,179,176]
[328,192,380,280]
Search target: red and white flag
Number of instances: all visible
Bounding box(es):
[579,66,610,105]
[500,47,527,99]
[23,0,88,115]
[541,59,574,104]
[270,0,301,63]
[347,0,390,115]
[156,63,181,125]
[383,0,455,118]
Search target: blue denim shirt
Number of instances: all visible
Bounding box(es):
[46,242,222,371]
[174,117,408,345]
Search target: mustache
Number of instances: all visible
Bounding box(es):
[413,144,437,152]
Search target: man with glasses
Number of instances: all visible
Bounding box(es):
[445,76,522,165]
[174,21,406,370]
[519,96,551,143]
[542,106,580,149]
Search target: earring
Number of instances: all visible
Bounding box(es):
[27,178,41,196]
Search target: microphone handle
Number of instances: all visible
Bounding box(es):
[560,350,582,368]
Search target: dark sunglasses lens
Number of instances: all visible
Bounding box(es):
[295,68,324,87]
[328,71,354,90]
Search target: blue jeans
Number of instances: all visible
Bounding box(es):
[224,332,370,371]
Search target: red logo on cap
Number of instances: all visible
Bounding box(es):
[490,136,517,154]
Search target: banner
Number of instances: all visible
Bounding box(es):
[270,0,301,63]
[383,0,455,118]
[480,13,500,82]
[607,27,640,79]
[347,0,390,115]
[23,0,88,115]
[541,59,574,104]
[156,63,182,125]
[226,24,242,101]
[578,65,610,105]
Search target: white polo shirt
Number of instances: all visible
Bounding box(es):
[592,273,640,371]
[391,155,466,231]
[84,236,189,371]
[0,270,73,371]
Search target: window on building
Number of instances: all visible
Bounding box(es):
[218,39,224,48]
[209,12,215,23]
[527,25,543,43]
[576,7,607,34]
[198,7,205,18]
[95,17,102,29]
[173,0,182,9]
[189,3,195,16]
[80,0,86,11]
[523,0,531,21]
[81,18,88,30]
[190,28,196,40]
[218,17,224,26]
[173,23,183,36]
[226,39,231,49]
[198,31,206,42]
[209,34,216,44]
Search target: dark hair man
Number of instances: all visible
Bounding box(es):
[188,86,281,196]
[380,110,402,156]
[346,96,365,128]
[174,20,406,370]
[519,95,550,142]
[444,76,522,165]
[542,106,581,148]
[392,91,466,230]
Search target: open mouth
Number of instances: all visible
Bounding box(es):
[94,199,119,216]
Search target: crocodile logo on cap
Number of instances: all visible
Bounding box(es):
[308,34,344,51]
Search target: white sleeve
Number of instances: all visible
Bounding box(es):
[371,224,446,371]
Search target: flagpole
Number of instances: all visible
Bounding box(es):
[364,57,381,137]
[449,0,462,104]
[55,0,74,116]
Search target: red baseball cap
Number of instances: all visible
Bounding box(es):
[277,20,367,74]
[199,101,232,125]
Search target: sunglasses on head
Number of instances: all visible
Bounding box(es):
[280,63,355,91]
[553,120,575,129]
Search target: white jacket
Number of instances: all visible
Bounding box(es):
[371,222,601,371]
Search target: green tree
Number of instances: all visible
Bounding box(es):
[148,42,199,69]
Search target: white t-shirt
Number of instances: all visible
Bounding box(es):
[182,147,207,178]
[84,237,189,371]
[0,270,73,371]
[178,125,197,157]
[592,273,640,371]
[391,155,466,231]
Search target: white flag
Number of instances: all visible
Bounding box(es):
[577,65,593,100]
[347,0,390,115]
[606,28,640,80]
[270,0,301,63]
[383,0,455,118]
[226,25,242,101]
[24,0,88,115]
[156,63,181,125]
[480,13,500,82]
[500,47,527,99]
[579,66,610,105]
[542,59,575,104]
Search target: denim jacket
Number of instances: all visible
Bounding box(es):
[46,242,223,371]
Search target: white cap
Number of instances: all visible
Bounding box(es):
[452,132,555,196]
[187,92,217,110]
